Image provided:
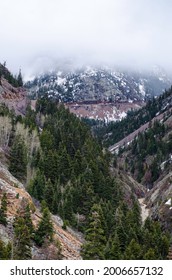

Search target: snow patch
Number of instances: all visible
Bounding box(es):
[165,198,171,206]
[57,77,66,86]
[119,111,127,119]
[139,84,146,96]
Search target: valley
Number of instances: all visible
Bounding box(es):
[0,62,172,260]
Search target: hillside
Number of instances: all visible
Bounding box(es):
[0,65,171,260]
[94,87,172,147]
[0,63,28,115]
[26,64,171,122]
[26,65,171,102]
[0,160,82,259]
[105,88,172,241]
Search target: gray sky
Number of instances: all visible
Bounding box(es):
[0,0,172,77]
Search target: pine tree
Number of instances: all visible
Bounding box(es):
[144,248,156,260]
[34,207,53,246]
[124,239,142,260]
[104,233,121,259]
[13,216,32,259]
[23,204,34,236]
[28,169,45,201]
[17,69,23,87]
[0,239,6,259]
[81,204,106,259]
[0,193,8,226]
[44,179,54,212]
[63,191,75,225]
[9,135,27,180]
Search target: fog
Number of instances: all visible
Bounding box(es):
[0,0,172,77]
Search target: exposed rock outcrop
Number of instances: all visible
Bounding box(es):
[0,162,82,259]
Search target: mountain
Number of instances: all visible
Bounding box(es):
[0,63,28,115]
[26,64,171,102]
[0,64,171,260]
[93,87,172,148]
[25,64,171,122]
[0,160,82,259]
[100,87,172,241]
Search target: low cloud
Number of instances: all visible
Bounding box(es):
[0,0,172,76]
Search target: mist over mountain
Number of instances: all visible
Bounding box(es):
[1,0,172,261]
[1,56,172,261]
[1,0,172,77]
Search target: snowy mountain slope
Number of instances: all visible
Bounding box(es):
[26,65,171,103]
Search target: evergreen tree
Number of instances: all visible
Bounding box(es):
[44,179,54,212]
[24,204,34,236]
[124,239,142,260]
[9,135,27,180]
[0,239,6,259]
[34,207,53,246]
[104,233,121,259]
[28,169,45,201]
[17,69,23,86]
[144,248,156,260]
[81,204,106,259]
[0,239,11,260]
[0,193,8,226]
[13,216,32,260]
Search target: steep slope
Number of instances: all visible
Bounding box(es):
[95,87,172,147]
[0,63,28,115]
[106,88,172,244]
[26,65,171,103]
[0,64,170,259]
[0,161,82,259]
[144,172,172,233]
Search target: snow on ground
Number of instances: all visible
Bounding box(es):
[119,111,127,119]
[139,83,146,96]
[165,198,172,206]
[57,77,66,86]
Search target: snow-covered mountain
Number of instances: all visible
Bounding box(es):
[26,64,171,103]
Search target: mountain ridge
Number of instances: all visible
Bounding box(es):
[0,63,171,260]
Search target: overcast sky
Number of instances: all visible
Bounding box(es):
[0,0,172,77]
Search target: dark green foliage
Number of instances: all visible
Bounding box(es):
[93,87,172,147]
[104,233,121,259]
[141,218,170,259]
[44,179,55,212]
[23,104,37,129]
[81,204,107,259]
[0,103,10,116]
[28,169,45,201]
[29,99,123,230]
[124,239,142,260]
[34,207,53,246]
[12,203,34,260]
[17,69,23,87]
[0,193,8,226]
[25,97,170,259]
[117,118,172,186]
[0,239,12,260]
[0,62,20,87]
[9,135,27,180]
[23,204,34,236]
[13,216,32,259]
[1,92,169,260]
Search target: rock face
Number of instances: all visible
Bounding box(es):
[138,198,150,223]
[0,77,28,115]
[144,172,172,234]
[66,101,144,122]
[0,161,82,259]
